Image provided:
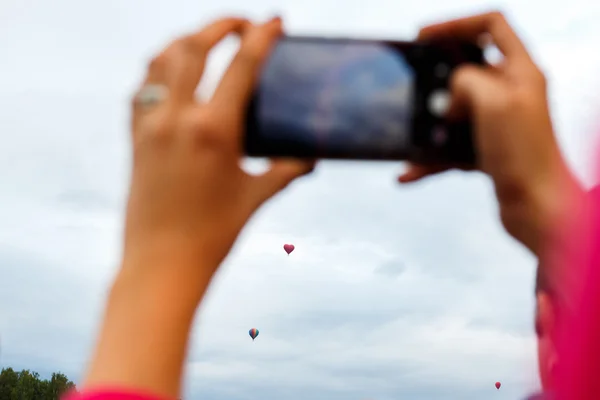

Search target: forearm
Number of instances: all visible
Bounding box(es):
[498,157,587,257]
[83,252,215,398]
[502,159,595,319]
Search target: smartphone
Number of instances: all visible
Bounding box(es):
[244,36,484,164]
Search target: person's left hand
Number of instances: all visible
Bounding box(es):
[123,17,314,281]
[83,17,313,398]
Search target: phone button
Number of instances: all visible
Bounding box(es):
[428,89,450,117]
[432,126,447,146]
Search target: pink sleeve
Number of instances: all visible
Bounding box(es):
[555,177,600,400]
[62,388,170,400]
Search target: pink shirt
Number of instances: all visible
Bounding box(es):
[63,388,169,400]
[555,185,600,399]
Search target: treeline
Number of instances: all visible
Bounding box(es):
[0,368,76,400]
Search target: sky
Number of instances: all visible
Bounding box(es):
[1,0,600,399]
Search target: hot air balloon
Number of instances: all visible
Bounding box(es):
[249,328,259,341]
[495,382,501,390]
[283,244,295,255]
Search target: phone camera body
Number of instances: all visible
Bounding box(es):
[245,37,483,164]
[404,39,482,165]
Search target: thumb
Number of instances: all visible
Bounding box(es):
[250,159,316,205]
[397,162,476,183]
[398,163,448,183]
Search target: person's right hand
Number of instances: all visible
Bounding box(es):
[399,11,584,255]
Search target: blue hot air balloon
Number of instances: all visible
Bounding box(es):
[249,328,259,341]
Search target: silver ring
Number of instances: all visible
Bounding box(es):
[133,84,169,109]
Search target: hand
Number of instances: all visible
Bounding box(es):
[399,12,582,254]
[84,17,314,398]
[123,17,314,280]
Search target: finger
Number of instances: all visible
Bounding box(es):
[250,158,316,205]
[131,19,247,132]
[172,17,250,102]
[397,163,449,183]
[143,17,249,102]
[210,17,283,124]
[132,53,173,118]
[418,12,531,63]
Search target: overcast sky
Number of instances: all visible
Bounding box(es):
[1,0,600,399]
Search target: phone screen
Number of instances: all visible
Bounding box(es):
[245,37,482,163]
[248,38,415,159]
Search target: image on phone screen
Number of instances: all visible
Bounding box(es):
[248,38,416,159]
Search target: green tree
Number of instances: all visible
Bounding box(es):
[0,368,76,400]
[13,370,38,400]
[0,368,18,400]
[47,372,76,399]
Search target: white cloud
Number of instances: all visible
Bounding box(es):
[1,0,599,399]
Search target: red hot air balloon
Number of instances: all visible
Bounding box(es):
[283,244,295,255]
[249,328,259,341]
[495,382,501,390]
